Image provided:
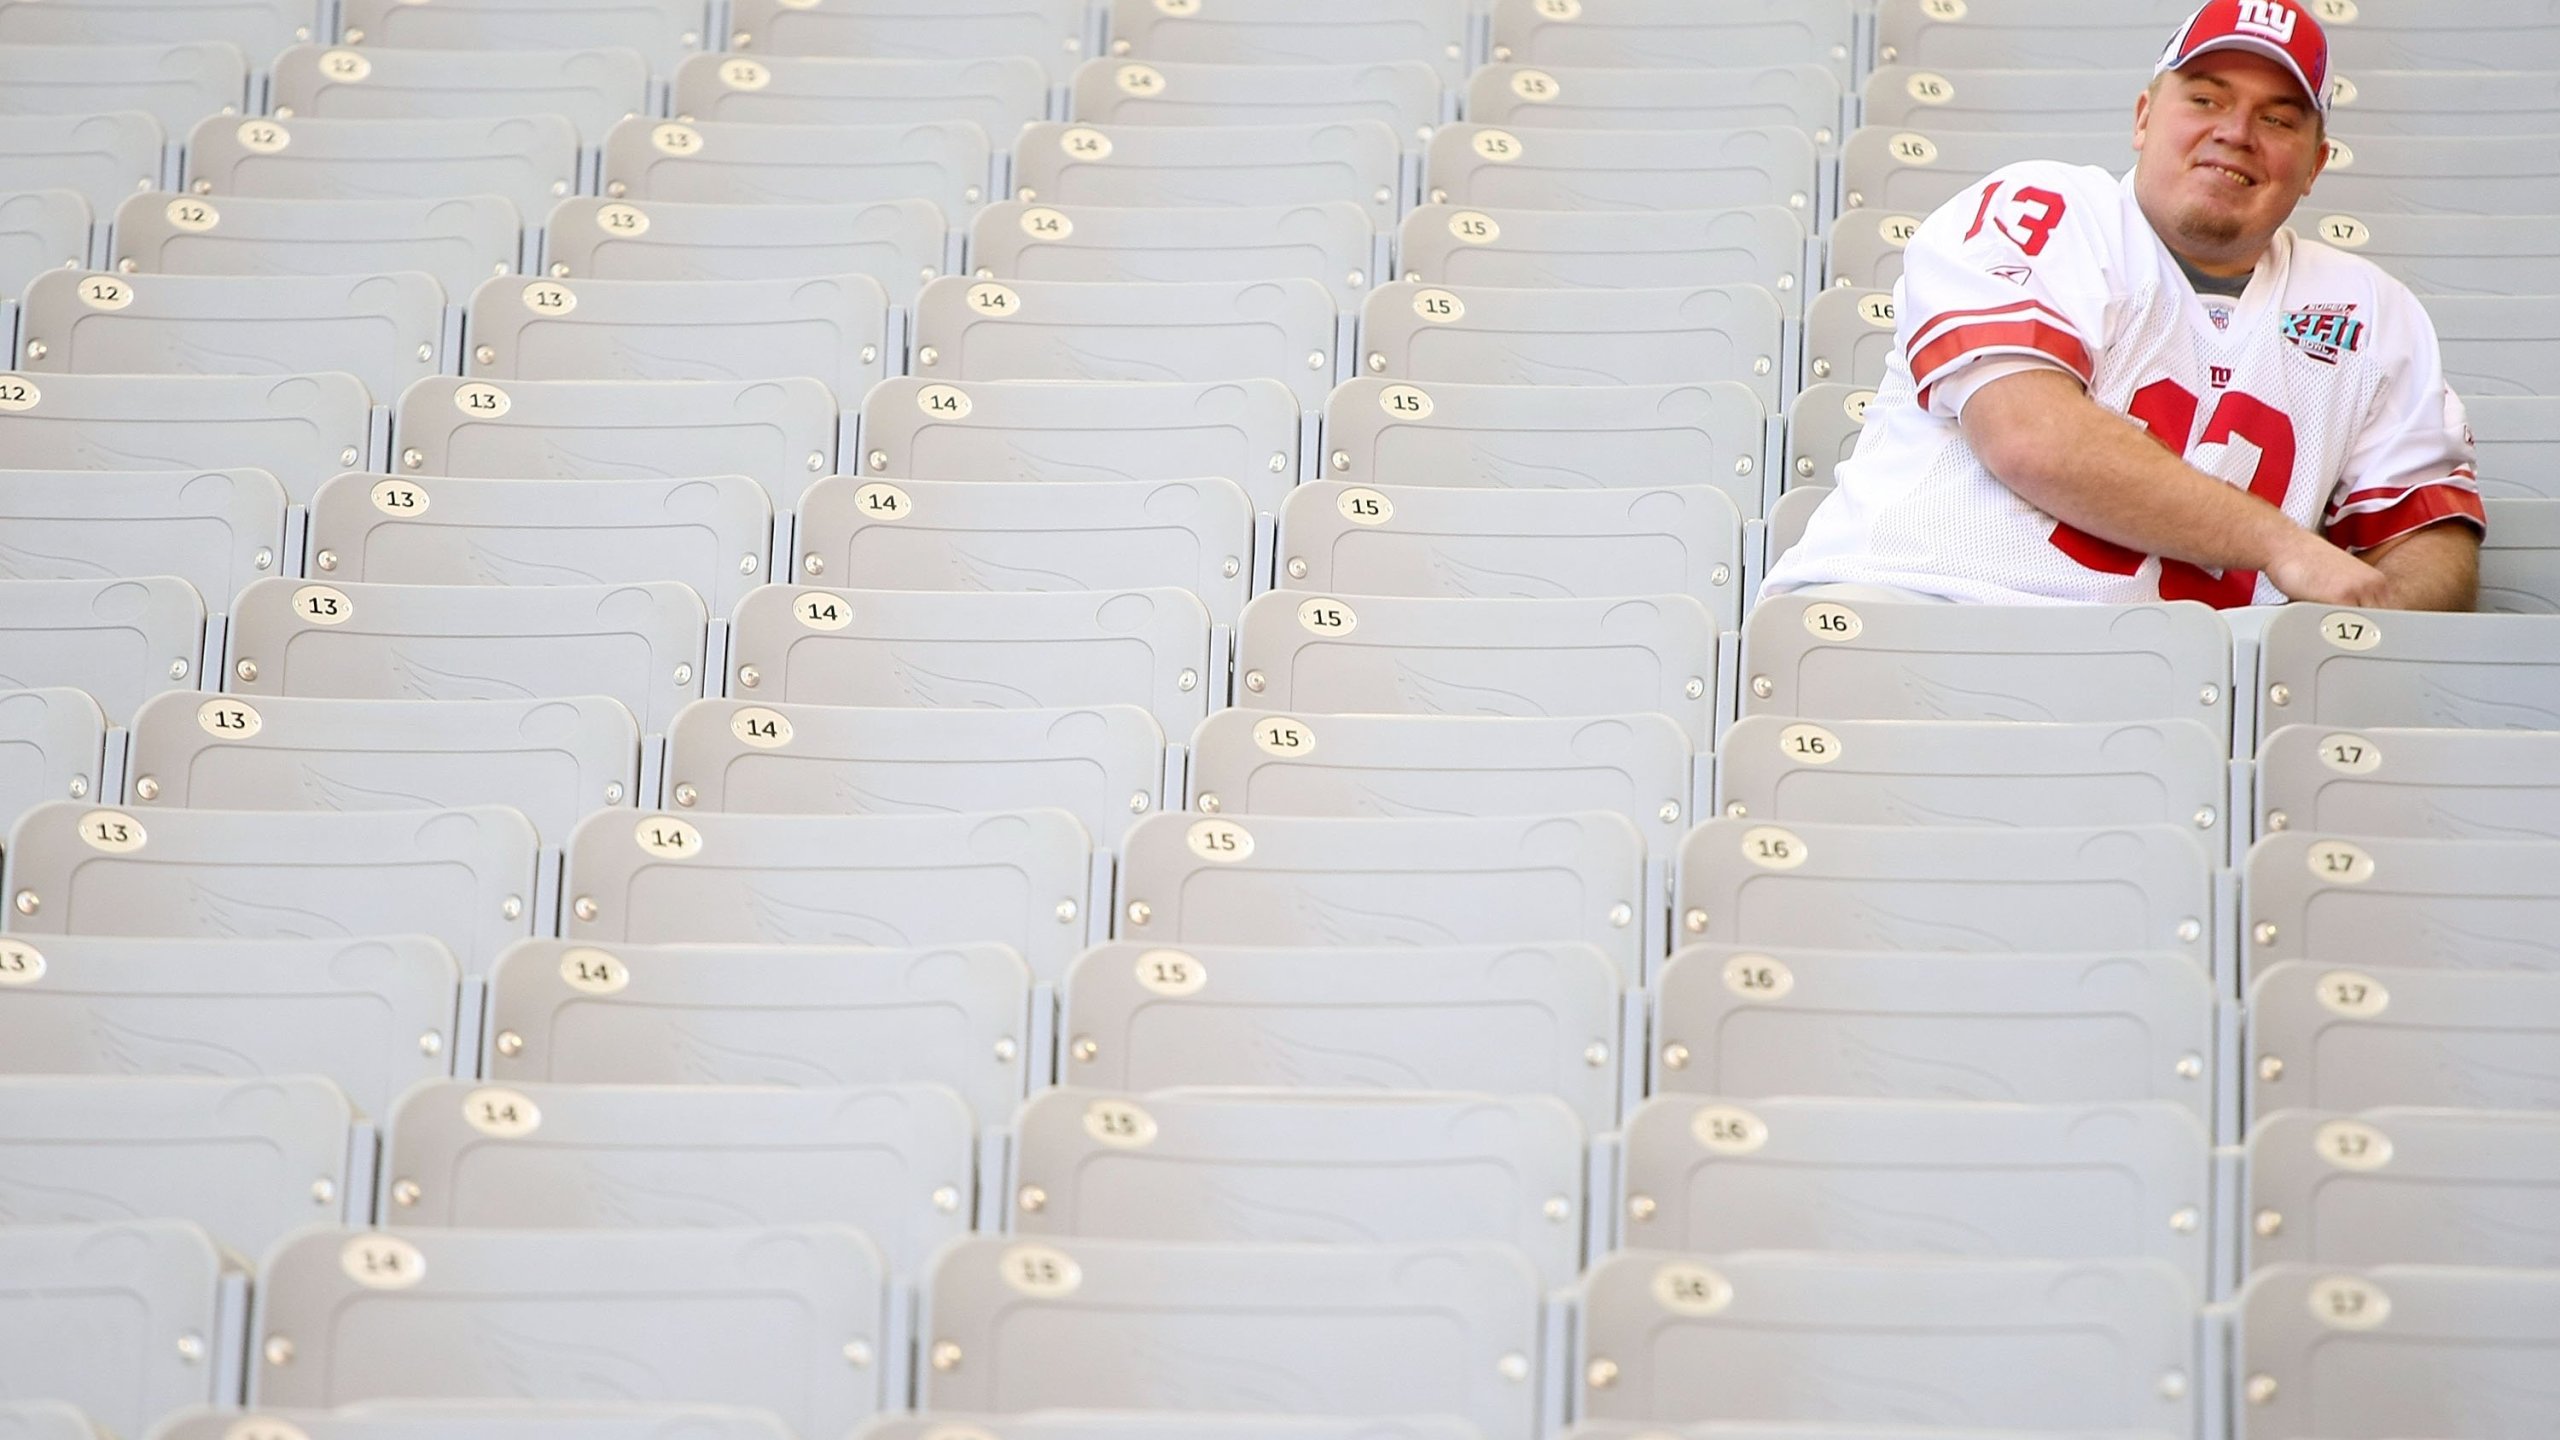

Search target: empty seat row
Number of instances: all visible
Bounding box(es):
[15,1211,2560,1440]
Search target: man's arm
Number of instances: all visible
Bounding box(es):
[2358,522,2479,612]
[1958,368,2393,606]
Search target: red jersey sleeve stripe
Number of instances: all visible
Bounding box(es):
[1909,317,2095,392]
[1907,296,2079,352]
[2323,482,2488,553]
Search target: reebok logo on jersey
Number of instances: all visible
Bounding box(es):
[2232,0,2298,44]
[2282,303,2365,364]
[1990,264,2034,285]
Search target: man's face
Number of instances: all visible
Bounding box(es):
[2132,49,2329,273]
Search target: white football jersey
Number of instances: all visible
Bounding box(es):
[1768,162,2482,607]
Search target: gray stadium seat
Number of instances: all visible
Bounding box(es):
[2311,132,2560,217]
[726,585,1215,741]
[919,1235,1541,1440]
[795,475,1254,627]
[0,933,458,1120]
[1575,1250,2199,1434]
[2248,960,2560,1118]
[20,269,446,402]
[0,188,87,298]
[0,1074,353,1260]
[663,700,1164,849]
[1276,480,1743,626]
[184,114,580,220]
[0,576,203,726]
[1873,0,2189,70]
[858,1419,1480,1440]
[1784,382,1867,487]
[1620,1094,2211,1284]
[0,1404,95,1440]
[0,466,285,612]
[249,1226,896,1436]
[1398,204,1809,315]
[1233,590,1719,746]
[601,116,992,220]
[2257,603,2560,740]
[1011,120,1405,230]
[2332,67,2560,136]
[394,374,839,512]
[1463,63,1843,142]
[382,1078,973,1272]
[1008,1086,1588,1285]
[1070,59,1443,139]
[1425,124,1819,216]
[1061,939,1627,1129]
[1105,0,1472,83]
[971,200,1382,308]
[149,1405,798,1440]
[0,0,321,55]
[466,271,889,400]
[1654,946,2218,1121]
[728,0,1094,82]
[910,274,1344,408]
[2483,496,2560,613]
[1318,378,1767,513]
[0,1221,229,1440]
[305,470,774,615]
[269,45,648,145]
[1488,0,1857,78]
[1715,715,2230,835]
[111,191,518,299]
[2467,396,2560,501]
[857,376,1301,517]
[2256,723,2560,843]
[125,690,641,847]
[1840,126,2126,214]
[337,0,708,75]
[0,369,372,507]
[226,576,708,734]
[2316,0,2560,68]
[0,111,161,212]
[3,801,538,976]
[2245,830,2560,978]
[1743,594,2235,739]
[0,688,106,831]
[484,939,1032,1120]
[0,42,247,131]
[1802,285,1895,386]
[674,53,1048,136]
[1359,281,1788,409]
[2422,294,2560,398]
[1677,820,2217,969]
[542,196,950,307]
[1115,809,1650,982]
[2247,1106,2560,1271]
[1823,209,1916,291]
[1861,65,2143,133]
[2300,210,2560,298]
[561,807,1094,982]
[1764,484,1828,570]
[2236,1264,2560,1440]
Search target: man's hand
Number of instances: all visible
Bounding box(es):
[2261,528,2394,608]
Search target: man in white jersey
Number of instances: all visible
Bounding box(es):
[1766,0,2484,609]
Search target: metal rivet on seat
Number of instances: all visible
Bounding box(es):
[673,784,698,808]
[1125,901,1151,927]
[573,897,598,922]
[236,660,258,683]
[135,777,160,801]
[1661,1043,1691,1070]
[495,1032,522,1057]
[1018,1185,1047,1213]
[2259,1056,2284,1081]
[392,1180,420,1207]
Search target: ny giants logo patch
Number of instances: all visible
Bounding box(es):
[2281,302,2365,364]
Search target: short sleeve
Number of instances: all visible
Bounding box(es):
[2320,285,2486,553]
[1898,163,2121,417]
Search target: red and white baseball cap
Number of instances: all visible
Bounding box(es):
[2154,0,2332,112]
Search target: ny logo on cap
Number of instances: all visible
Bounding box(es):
[2233,0,2299,42]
